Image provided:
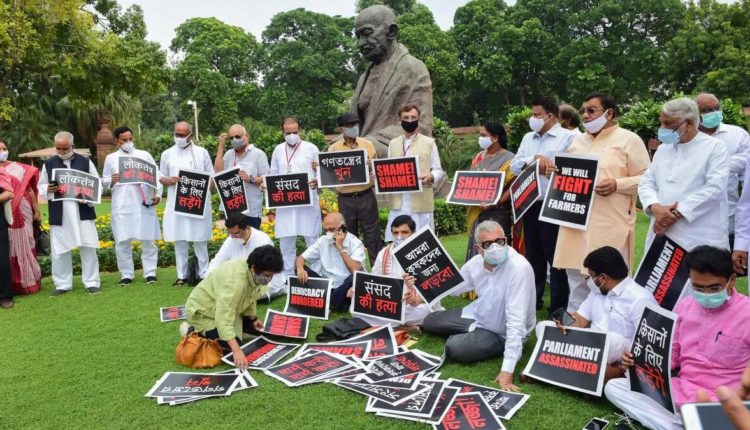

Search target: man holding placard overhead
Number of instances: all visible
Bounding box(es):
[554,92,651,312]
[159,121,214,287]
[102,126,162,286]
[38,132,101,295]
[384,104,443,242]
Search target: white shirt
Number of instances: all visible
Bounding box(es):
[269,141,321,238]
[510,123,576,199]
[301,232,366,288]
[402,134,444,183]
[577,277,656,341]
[102,148,162,242]
[159,143,215,242]
[38,159,100,254]
[451,249,537,373]
[733,159,750,251]
[639,132,729,251]
[222,146,270,218]
[206,227,274,275]
[708,123,750,231]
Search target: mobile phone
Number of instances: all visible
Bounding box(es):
[338,225,347,234]
[550,307,576,326]
[681,401,750,430]
[49,180,58,187]
[583,417,608,430]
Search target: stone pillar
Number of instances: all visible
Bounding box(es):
[94,109,115,171]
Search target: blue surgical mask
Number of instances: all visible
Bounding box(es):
[657,122,685,145]
[701,111,723,129]
[691,282,730,309]
[483,243,509,266]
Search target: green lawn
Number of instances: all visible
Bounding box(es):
[1,213,745,429]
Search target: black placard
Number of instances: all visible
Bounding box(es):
[363,351,436,382]
[264,172,312,209]
[633,235,689,311]
[393,226,465,305]
[51,168,101,204]
[446,171,505,206]
[434,393,506,430]
[370,380,446,418]
[334,380,429,405]
[213,166,249,217]
[317,149,370,188]
[510,160,541,223]
[523,325,610,396]
[446,378,530,420]
[159,305,186,322]
[629,304,677,413]
[284,276,331,320]
[174,168,211,219]
[265,351,352,387]
[118,156,158,189]
[261,310,310,339]
[333,325,398,359]
[145,372,240,398]
[220,336,300,369]
[298,341,371,359]
[372,156,422,194]
[539,154,599,230]
[351,271,405,324]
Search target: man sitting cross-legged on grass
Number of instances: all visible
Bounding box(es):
[422,220,536,392]
[606,245,750,430]
[181,245,283,370]
[534,246,656,382]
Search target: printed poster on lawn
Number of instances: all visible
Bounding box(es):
[284,276,331,320]
[633,234,689,311]
[145,372,240,398]
[159,305,186,322]
[446,171,505,206]
[265,351,353,387]
[539,154,599,230]
[372,156,422,194]
[317,149,369,188]
[220,336,300,369]
[446,378,530,420]
[351,271,405,324]
[434,393,506,430]
[261,310,310,339]
[264,173,313,209]
[510,160,541,223]
[334,325,398,359]
[174,168,211,219]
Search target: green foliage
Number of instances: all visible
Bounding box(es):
[355,0,417,15]
[434,118,476,178]
[505,106,532,153]
[618,100,663,142]
[720,98,750,129]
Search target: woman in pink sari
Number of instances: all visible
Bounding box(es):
[0,140,42,295]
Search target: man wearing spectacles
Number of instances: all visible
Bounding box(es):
[606,245,750,430]
[554,92,651,313]
[422,220,536,393]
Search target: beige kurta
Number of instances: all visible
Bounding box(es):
[553,125,651,273]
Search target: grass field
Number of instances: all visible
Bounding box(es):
[1,212,745,429]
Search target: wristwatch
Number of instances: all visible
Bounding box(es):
[338,248,347,254]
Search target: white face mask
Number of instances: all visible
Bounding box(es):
[59,150,74,160]
[528,115,549,133]
[0,151,8,162]
[121,141,134,153]
[483,243,509,266]
[284,133,301,146]
[478,136,492,150]
[583,111,609,134]
[175,137,190,148]
[325,231,335,240]
[392,235,407,246]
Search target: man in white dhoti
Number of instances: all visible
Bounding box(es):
[159,121,214,287]
[263,117,322,290]
[102,126,162,286]
[38,131,101,295]
[639,97,729,253]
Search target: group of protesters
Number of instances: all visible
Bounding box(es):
[1,91,750,429]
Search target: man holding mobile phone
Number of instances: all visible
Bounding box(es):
[295,212,366,310]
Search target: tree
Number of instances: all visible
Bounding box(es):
[259,9,357,131]
[355,0,417,15]
[170,17,261,136]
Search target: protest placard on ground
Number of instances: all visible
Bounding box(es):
[265,351,353,387]
[333,325,398,359]
[221,336,300,369]
[261,310,310,339]
[145,372,241,398]
[363,351,437,382]
[446,378,530,420]
[434,393,506,430]
[159,305,186,322]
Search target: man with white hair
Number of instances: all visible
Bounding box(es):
[214,123,270,230]
[38,131,101,295]
[422,220,536,392]
[639,97,729,252]
[159,121,215,287]
[695,93,750,248]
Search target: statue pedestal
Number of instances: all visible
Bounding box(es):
[94,110,114,172]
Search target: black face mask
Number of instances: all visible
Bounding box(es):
[401,119,419,133]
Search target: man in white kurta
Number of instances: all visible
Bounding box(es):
[695,93,750,245]
[102,126,162,285]
[639,98,730,253]
[266,118,322,286]
[38,132,101,294]
[159,122,214,285]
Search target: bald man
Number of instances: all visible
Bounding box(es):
[695,93,750,247]
[215,124,270,229]
[160,121,215,286]
[295,212,367,310]
[351,5,433,158]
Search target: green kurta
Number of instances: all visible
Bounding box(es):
[185,259,265,341]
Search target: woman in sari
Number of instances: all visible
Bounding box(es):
[0,140,42,295]
[465,122,516,262]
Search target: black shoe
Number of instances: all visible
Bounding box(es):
[146,276,157,284]
[119,278,133,286]
[86,287,101,294]
[51,289,70,297]
[172,279,186,287]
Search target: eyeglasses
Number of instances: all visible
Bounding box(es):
[699,107,721,114]
[579,107,603,115]
[174,133,190,138]
[691,282,728,294]
[480,238,506,249]
[230,135,243,139]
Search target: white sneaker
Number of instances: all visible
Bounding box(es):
[179,322,193,337]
